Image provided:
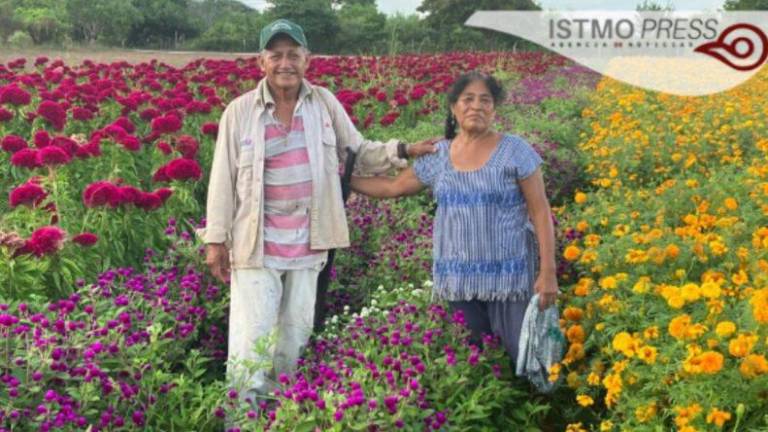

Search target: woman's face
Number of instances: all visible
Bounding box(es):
[451,79,496,135]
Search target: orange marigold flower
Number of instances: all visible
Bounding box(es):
[739,354,768,379]
[706,408,732,428]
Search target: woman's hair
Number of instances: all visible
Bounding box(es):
[444,72,505,140]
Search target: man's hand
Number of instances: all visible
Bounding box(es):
[205,243,231,284]
[534,270,558,310]
[406,137,441,158]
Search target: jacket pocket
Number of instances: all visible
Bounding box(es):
[322,127,339,174]
[236,148,254,202]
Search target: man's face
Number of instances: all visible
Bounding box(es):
[259,36,309,93]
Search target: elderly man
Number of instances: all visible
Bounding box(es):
[199,19,434,400]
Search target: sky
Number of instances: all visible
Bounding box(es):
[239,0,726,15]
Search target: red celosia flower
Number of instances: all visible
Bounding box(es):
[380,112,400,127]
[37,100,67,131]
[72,107,94,121]
[119,135,141,152]
[112,116,136,134]
[10,148,41,169]
[156,141,172,155]
[38,145,72,166]
[201,122,218,137]
[175,135,198,159]
[51,136,79,156]
[164,158,202,181]
[0,85,32,106]
[151,114,182,135]
[1,135,27,153]
[82,181,121,208]
[34,131,51,148]
[72,232,98,246]
[0,107,13,122]
[118,185,142,204]
[152,166,170,183]
[135,192,162,211]
[9,181,47,208]
[26,226,66,257]
[153,187,173,203]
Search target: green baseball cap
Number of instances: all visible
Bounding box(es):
[259,19,308,51]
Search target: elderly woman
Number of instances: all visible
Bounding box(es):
[351,72,558,363]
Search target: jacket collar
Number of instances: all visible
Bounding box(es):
[254,78,315,108]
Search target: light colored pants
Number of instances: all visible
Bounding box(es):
[227,267,318,399]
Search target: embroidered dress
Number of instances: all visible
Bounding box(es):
[413,134,542,302]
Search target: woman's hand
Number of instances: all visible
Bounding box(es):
[534,270,558,310]
[406,137,441,158]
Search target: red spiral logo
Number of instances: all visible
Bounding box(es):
[694,23,768,71]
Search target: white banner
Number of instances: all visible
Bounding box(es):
[466,11,768,96]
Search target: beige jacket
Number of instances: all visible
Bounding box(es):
[198,78,406,269]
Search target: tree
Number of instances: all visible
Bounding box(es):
[264,0,340,54]
[12,0,69,44]
[128,0,199,48]
[636,0,674,11]
[335,2,387,54]
[193,11,266,51]
[382,13,439,54]
[724,0,768,9]
[67,0,140,46]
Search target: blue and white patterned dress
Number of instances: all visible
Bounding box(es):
[413,134,543,302]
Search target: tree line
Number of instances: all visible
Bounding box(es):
[0,0,540,53]
[0,0,763,54]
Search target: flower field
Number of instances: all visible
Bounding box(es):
[1,50,765,431]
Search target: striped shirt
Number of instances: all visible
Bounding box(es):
[262,103,326,270]
[413,134,543,302]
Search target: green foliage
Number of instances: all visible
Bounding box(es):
[335,2,387,54]
[66,0,140,45]
[6,30,34,48]
[264,0,340,54]
[723,0,768,9]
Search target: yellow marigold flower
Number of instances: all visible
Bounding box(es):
[599,420,613,431]
[637,345,658,364]
[563,307,583,322]
[564,245,582,261]
[565,422,587,432]
[576,394,594,407]
[698,351,724,374]
[599,276,618,290]
[669,314,692,340]
[625,248,648,264]
[749,288,768,323]
[587,372,601,386]
[612,332,637,357]
[576,220,589,232]
[548,362,561,383]
[564,343,585,363]
[724,197,738,210]
[675,403,702,428]
[635,402,657,423]
[739,354,768,378]
[731,269,748,286]
[715,321,736,338]
[612,224,629,237]
[584,234,601,247]
[633,276,651,294]
[574,192,587,204]
[567,325,586,344]
[579,249,598,264]
[643,326,659,340]
[729,333,758,358]
[701,281,722,299]
[681,283,701,302]
[665,243,680,259]
[706,408,732,427]
[709,240,728,256]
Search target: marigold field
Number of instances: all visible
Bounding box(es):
[0,51,766,431]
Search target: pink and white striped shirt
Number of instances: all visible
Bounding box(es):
[262,103,326,270]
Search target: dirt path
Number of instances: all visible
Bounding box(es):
[0,47,259,67]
